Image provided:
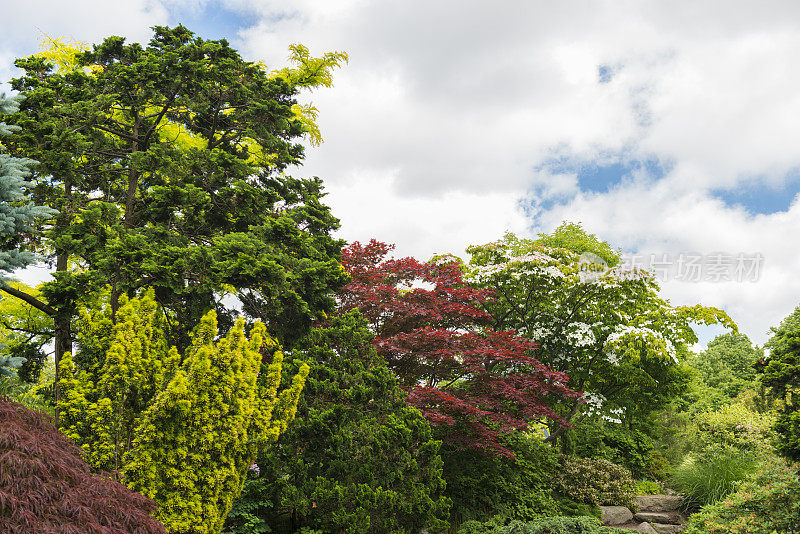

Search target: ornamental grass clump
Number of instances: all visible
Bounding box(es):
[670,448,759,510]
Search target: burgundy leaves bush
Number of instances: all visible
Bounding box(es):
[0,398,166,534]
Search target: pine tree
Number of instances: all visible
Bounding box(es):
[0,94,55,378]
[225,310,451,534]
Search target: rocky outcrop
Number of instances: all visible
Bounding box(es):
[603,494,687,532]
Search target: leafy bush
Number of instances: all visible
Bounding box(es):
[0,398,166,533]
[683,457,800,533]
[457,516,628,534]
[570,419,662,479]
[554,455,637,510]
[635,480,663,494]
[694,400,776,455]
[444,431,561,525]
[670,448,759,510]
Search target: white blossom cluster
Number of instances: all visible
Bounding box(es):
[565,322,596,347]
[582,392,624,423]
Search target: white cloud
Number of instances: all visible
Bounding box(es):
[325,170,529,261]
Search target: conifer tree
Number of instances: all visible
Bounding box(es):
[57,289,179,471]
[0,94,54,276]
[58,290,309,532]
[225,310,451,534]
[122,310,309,534]
[0,94,55,377]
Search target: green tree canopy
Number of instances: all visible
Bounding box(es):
[3,26,348,383]
[466,229,735,440]
[690,332,761,399]
[759,304,800,460]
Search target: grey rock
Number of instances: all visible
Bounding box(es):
[635,521,659,534]
[600,505,634,525]
[636,494,684,512]
[635,512,674,524]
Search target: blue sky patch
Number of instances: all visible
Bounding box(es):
[539,155,671,195]
[166,1,255,42]
[713,170,800,215]
[597,64,614,83]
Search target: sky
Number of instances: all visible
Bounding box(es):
[2,0,800,348]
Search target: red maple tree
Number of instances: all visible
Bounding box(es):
[0,398,166,534]
[339,240,580,457]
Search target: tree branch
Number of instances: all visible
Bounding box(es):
[0,284,57,316]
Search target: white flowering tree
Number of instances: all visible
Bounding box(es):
[466,228,735,441]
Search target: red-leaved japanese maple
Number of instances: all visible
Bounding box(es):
[0,398,166,534]
[339,240,580,457]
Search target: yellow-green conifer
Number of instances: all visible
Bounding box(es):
[58,289,178,471]
[123,310,308,533]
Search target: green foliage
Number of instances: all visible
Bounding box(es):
[466,229,733,437]
[683,457,800,533]
[568,419,663,480]
[534,222,621,266]
[0,355,56,417]
[670,449,759,510]
[9,26,348,354]
[554,456,637,511]
[57,289,179,471]
[225,310,450,534]
[760,304,800,461]
[443,432,562,525]
[689,332,762,405]
[124,310,309,534]
[635,480,663,495]
[457,516,628,534]
[693,400,776,455]
[267,43,349,147]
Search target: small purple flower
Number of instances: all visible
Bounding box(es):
[249,463,260,476]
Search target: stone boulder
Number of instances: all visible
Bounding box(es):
[600,505,633,525]
[636,495,683,512]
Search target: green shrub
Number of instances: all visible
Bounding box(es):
[635,480,662,495]
[683,457,800,533]
[569,420,661,479]
[554,455,637,510]
[457,516,629,534]
[444,432,561,525]
[670,447,759,510]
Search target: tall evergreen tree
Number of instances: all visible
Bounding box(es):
[759,305,800,461]
[3,26,348,381]
[225,310,451,534]
[0,94,55,377]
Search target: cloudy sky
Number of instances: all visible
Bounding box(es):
[3,0,800,347]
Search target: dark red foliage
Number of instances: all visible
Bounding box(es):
[0,398,166,534]
[340,240,581,457]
